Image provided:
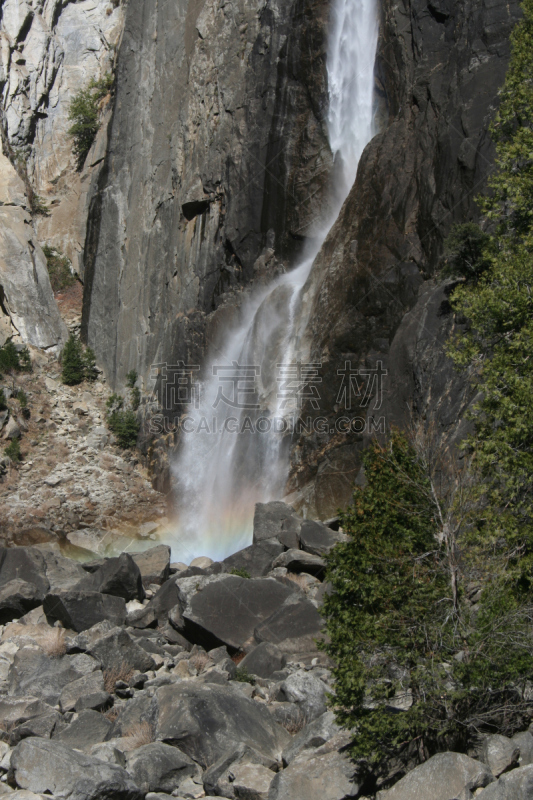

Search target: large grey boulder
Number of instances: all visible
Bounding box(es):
[9,738,143,800]
[279,670,328,724]
[239,643,285,679]
[54,710,113,753]
[299,521,348,556]
[476,764,533,799]
[282,710,341,765]
[88,628,156,673]
[254,595,324,657]
[269,744,360,800]
[0,581,44,625]
[271,549,326,577]
[376,752,494,800]
[128,577,181,629]
[514,731,533,767]
[178,576,297,651]
[43,590,126,632]
[8,647,99,706]
[9,710,61,746]
[222,539,284,578]
[125,742,200,794]
[59,671,109,713]
[0,698,53,730]
[0,548,49,620]
[482,734,520,777]
[230,761,275,799]
[132,547,171,587]
[253,503,297,544]
[155,682,290,767]
[76,554,145,602]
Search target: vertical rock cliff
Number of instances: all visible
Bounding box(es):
[82,0,332,384]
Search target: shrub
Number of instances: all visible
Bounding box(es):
[83,347,98,382]
[31,194,50,217]
[126,370,138,389]
[0,341,30,376]
[0,390,6,412]
[230,567,251,579]
[68,74,114,169]
[441,223,491,282]
[4,439,21,463]
[234,667,254,684]
[16,389,27,408]
[42,245,76,293]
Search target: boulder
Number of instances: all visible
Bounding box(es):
[476,764,533,799]
[33,547,86,592]
[128,577,181,629]
[269,745,360,800]
[0,547,49,599]
[271,549,326,577]
[54,709,113,752]
[278,515,302,550]
[299,521,348,556]
[155,682,290,767]
[9,710,61,746]
[9,738,143,800]
[190,557,214,569]
[179,576,297,651]
[76,554,144,602]
[282,710,341,765]
[88,628,156,673]
[59,671,108,713]
[239,643,285,679]
[254,596,324,657]
[43,591,126,632]
[279,670,328,723]
[8,647,99,706]
[0,580,44,625]
[132,547,171,587]
[482,734,520,777]
[253,502,297,544]
[230,761,274,799]
[125,742,200,794]
[222,539,284,578]
[0,697,53,729]
[513,731,533,767]
[376,752,494,800]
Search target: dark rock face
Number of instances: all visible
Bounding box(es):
[287,0,523,517]
[222,538,284,578]
[82,0,331,388]
[77,554,145,602]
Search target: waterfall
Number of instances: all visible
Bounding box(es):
[168,0,378,563]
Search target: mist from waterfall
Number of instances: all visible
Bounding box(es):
[168,0,378,563]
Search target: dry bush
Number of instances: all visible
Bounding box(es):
[189,651,210,674]
[279,708,307,735]
[103,663,135,694]
[104,706,120,722]
[231,651,246,665]
[286,572,310,591]
[40,627,67,658]
[121,720,155,750]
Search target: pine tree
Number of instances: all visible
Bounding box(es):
[61,334,85,385]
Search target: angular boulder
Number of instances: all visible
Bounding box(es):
[269,745,360,800]
[155,682,290,768]
[88,628,156,673]
[279,670,328,723]
[179,576,297,651]
[43,590,126,632]
[482,734,520,777]
[8,647,99,706]
[476,764,533,799]
[125,742,199,794]
[271,549,326,577]
[0,580,45,625]
[9,738,143,800]
[513,731,533,767]
[253,502,297,544]
[299,520,348,556]
[239,642,285,679]
[282,710,341,765]
[59,671,108,713]
[222,539,284,578]
[0,697,53,729]
[76,554,144,602]
[376,752,493,800]
[132,546,171,587]
[230,761,274,799]
[254,595,324,657]
[54,709,113,752]
[128,577,181,629]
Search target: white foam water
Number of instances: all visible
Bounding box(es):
[168,0,379,563]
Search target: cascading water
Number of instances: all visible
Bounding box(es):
[168,0,378,563]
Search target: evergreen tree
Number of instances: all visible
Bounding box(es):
[61,334,85,385]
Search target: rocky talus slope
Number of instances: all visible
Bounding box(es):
[0,502,528,800]
[0,338,166,544]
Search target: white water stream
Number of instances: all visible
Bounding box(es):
[168,0,378,563]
